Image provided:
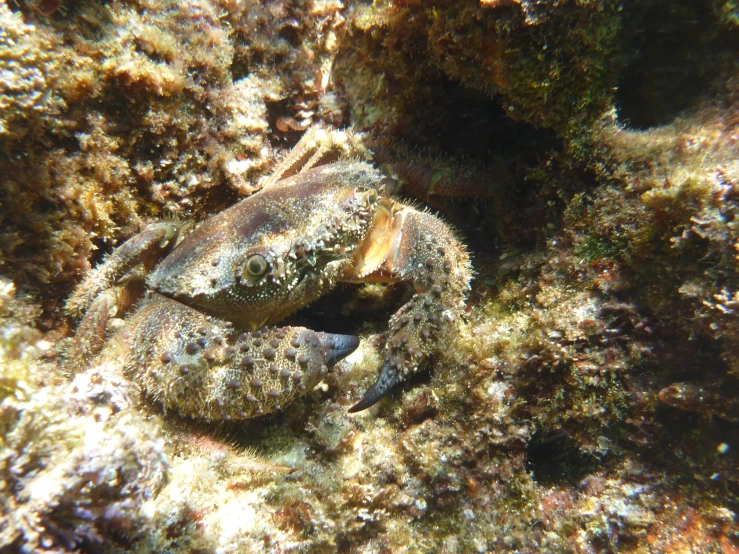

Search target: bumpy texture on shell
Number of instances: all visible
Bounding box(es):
[147,163,384,329]
[122,294,348,421]
[70,160,470,419]
[350,207,471,411]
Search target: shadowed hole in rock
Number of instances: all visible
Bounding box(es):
[525,431,601,486]
[397,78,560,162]
[615,1,739,129]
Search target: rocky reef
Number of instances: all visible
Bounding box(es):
[1,0,738,552]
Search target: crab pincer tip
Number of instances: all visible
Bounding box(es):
[318,332,360,366]
[348,362,399,413]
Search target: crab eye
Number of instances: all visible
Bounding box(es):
[245,254,268,278]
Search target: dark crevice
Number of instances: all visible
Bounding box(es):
[396,79,561,161]
[616,1,739,129]
[526,431,601,486]
[372,79,570,251]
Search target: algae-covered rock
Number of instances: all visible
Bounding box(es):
[0,278,172,552]
[1,0,738,551]
[0,0,344,292]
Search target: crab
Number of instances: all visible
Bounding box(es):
[67,152,471,421]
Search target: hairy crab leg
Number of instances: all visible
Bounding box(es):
[348,208,471,413]
[66,222,182,317]
[65,222,182,365]
[119,294,358,421]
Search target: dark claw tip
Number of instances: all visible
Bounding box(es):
[318,332,360,366]
[348,363,400,413]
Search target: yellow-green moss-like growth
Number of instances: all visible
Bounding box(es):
[336,0,624,141]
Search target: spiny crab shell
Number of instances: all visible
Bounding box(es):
[68,161,471,420]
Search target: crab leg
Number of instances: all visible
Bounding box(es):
[66,222,181,317]
[119,294,358,421]
[65,222,182,365]
[348,208,470,412]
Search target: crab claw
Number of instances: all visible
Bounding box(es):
[348,362,399,413]
[318,332,360,366]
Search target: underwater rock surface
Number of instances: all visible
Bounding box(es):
[1,0,738,551]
